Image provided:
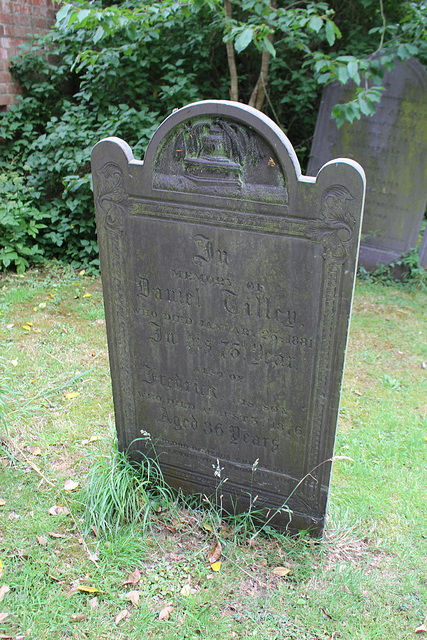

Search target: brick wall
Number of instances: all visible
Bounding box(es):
[0,0,58,109]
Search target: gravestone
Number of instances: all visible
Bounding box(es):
[91,100,365,535]
[308,58,427,271]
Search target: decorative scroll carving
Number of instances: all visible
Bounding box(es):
[306,186,356,263]
[97,162,132,231]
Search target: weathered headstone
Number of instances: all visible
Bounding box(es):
[92,100,365,535]
[308,58,427,271]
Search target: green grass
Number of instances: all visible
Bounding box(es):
[0,264,426,639]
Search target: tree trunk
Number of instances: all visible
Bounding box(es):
[224,0,239,102]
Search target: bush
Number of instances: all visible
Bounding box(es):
[0,168,46,273]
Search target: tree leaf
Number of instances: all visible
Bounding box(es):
[122,568,141,586]
[159,605,174,620]
[27,446,41,456]
[234,27,254,53]
[64,479,79,492]
[37,536,48,546]
[65,392,79,399]
[272,566,292,576]
[208,541,222,565]
[0,585,10,603]
[416,625,427,634]
[0,612,8,623]
[49,505,70,516]
[308,15,323,33]
[126,590,140,607]
[210,561,221,572]
[77,585,100,594]
[115,609,130,625]
[325,20,335,46]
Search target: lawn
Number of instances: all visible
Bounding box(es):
[0,264,426,640]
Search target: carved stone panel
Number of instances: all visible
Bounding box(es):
[308,58,427,271]
[92,100,365,535]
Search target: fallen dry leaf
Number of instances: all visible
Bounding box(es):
[71,614,86,622]
[126,590,140,607]
[8,512,19,521]
[416,624,427,634]
[65,392,79,399]
[88,550,99,563]
[0,585,10,602]
[49,505,70,516]
[77,585,100,594]
[210,561,221,572]
[27,446,41,456]
[158,605,174,620]
[63,479,79,492]
[115,609,130,625]
[0,613,8,623]
[89,596,99,610]
[272,566,292,577]
[0,499,5,506]
[48,532,66,539]
[36,536,48,546]
[208,541,222,565]
[123,568,141,586]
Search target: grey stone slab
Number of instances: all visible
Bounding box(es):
[308,58,427,271]
[91,100,365,536]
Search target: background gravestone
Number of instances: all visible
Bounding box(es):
[308,58,427,271]
[92,100,365,535]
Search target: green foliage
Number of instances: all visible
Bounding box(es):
[0,167,46,273]
[357,249,427,290]
[83,437,172,535]
[0,0,426,271]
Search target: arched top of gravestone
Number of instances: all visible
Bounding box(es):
[144,100,303,206]
[95,101,307,210]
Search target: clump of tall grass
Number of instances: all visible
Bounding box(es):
[83,437,172,536]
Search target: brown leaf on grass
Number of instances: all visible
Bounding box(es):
[36,536,48,546]
[158,605,174,620]
[0,613,8,623]
[208,541,222,565]
[0,585,10,602]
[126,590,140,607]
[89,596,99,610]
[71,614,86,622]
[91,525,98,538]
[88,550,99,564]
[115,609,130,625]
[272,566,292,577]
[63,479,79,492]
[122,568,141,587]
[49,505,70,516]
[0,499,5,506]
[416,625,427,634]
[27,446,41,456]
[8,512,19,521]
[48,532,66,539]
